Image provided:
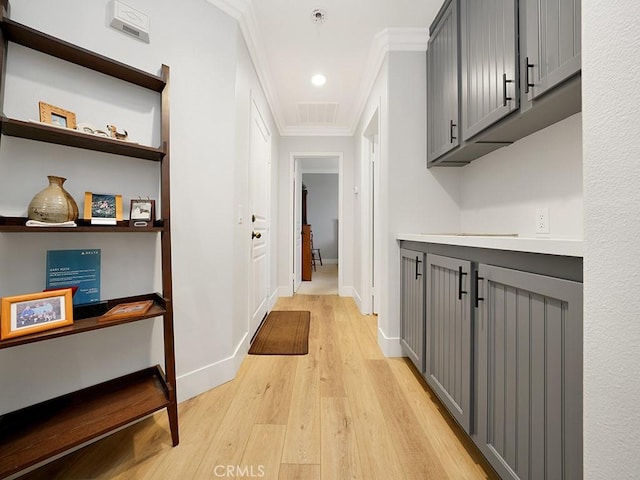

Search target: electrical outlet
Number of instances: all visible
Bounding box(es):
[536,208,549,234]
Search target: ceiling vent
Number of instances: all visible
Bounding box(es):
[297,103,339,124]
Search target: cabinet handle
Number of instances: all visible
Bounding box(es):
[525,57,535,94]
[252,231,262,239]
[449,120,457,143]
[458,266,468,300]
[415,256,422,280]
[503,73,514,107]
[475,271,485,307]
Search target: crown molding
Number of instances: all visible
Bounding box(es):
[348,27,428,132]
[207,1,429,137]
[205,0,249,20]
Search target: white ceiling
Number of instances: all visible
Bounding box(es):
[207,0,442,136]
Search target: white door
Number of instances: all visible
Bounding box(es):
[293,159,302,292]
[249,100,270,339]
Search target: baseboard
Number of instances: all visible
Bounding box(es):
[176,332,248,403]
[352,288,363,311]
[269,288,279,309]
[377,327,403,358]
[339,285,354,297]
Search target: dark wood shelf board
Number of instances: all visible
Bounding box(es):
[0,216,165,233]
[0,18,165,92]
[0,293,168,350]
[0,117,165,161]
[0,366,171,479]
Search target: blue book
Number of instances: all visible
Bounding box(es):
[46,249,101,305]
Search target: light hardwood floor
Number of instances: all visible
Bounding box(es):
[19,295,497,480]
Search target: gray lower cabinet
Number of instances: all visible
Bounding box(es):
[460,0,518,140]
[525,0,581,100]
[427,0,460,163]
[475,264,583,480]
[425,254,472,433]
[400,249,425,371]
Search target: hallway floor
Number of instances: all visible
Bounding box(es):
[296,263,338,295]
[20,296,496,480]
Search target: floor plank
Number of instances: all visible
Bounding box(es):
[278,463,320,480]
[320,397,363,480]
[18,294,496,480]
[238,424,286,480]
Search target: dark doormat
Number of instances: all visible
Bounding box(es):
[248,310,310,355]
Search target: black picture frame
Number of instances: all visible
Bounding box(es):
[129,199,155,227]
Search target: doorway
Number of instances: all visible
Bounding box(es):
[361,108,379,314]
[290,153,343,296]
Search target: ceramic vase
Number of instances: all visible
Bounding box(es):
[27,175,79,223]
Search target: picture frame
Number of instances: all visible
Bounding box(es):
[39,101,77,129]
[129,198,156,227]
[99,300,153,323]
[1,289,74,340]
[84,192,123,225]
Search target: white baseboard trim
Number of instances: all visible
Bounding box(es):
[322,258,338,264]
[377,327,403,358]
[269,288,279,309]
[176,332,248,403]
[352,288,363,311]
[339,285,354,297]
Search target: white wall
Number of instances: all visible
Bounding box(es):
[460,113,582,238]
[302,173,339,261]
[583,1,640,477]
[231,29,280,369]
[0,0,278,411]
[277,136,354,295]
[354,51,461,355]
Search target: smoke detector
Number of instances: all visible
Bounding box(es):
[311,9,326,24]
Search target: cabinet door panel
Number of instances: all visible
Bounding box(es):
[477,264,582,480]
[427,0,459,163]
[425,254,471,432]
[461,0,518,140]
[400,249,425,371]
[526,0,581,100]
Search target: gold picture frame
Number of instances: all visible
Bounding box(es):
[39,101,77,129]
[1,289,74,340]
[84,192,123,225]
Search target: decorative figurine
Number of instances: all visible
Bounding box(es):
[107,124,128,140]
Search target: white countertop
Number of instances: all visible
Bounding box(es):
[397,233,583,257]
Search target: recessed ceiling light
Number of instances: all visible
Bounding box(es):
[311,74,326,86]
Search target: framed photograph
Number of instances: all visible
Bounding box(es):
[129,199,155,227]
[1,289,74,340]
[99,300,153,323]
[39,101,77,129]
[84,192,123,225]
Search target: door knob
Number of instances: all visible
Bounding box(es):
[252,231,262,239]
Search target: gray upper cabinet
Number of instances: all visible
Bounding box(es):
[425,254,472,433]
[461,0,519,140]
[400,249,425,371]
[427,0,460,163]
[476,264,583,480]
[525,0,581,100]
